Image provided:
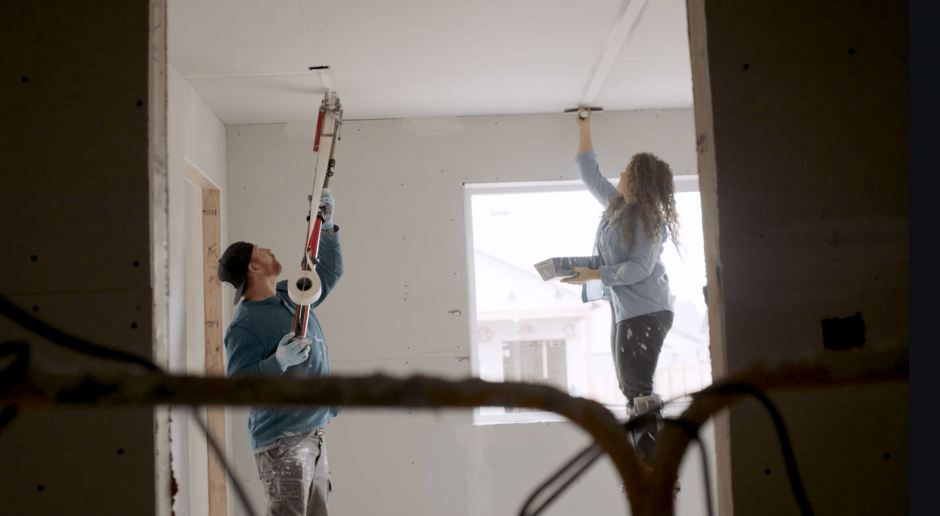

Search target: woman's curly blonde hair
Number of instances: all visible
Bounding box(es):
[602,152,680,253]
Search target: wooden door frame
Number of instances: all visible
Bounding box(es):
[687,1,732,515]
[183,160,228,516]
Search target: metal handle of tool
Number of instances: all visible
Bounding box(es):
[289,92,342,337]
[563,107,604,119]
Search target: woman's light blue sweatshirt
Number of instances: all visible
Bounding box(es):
[577,149,674,323]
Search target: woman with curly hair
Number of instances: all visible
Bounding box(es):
[561,109,680,466]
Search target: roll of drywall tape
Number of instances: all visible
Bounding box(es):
[287,269,322,306]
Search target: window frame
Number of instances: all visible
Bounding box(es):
[464,176,701,425]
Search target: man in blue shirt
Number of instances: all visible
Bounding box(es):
[217,191,343,516]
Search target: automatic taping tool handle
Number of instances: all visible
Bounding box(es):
[563,107,604,119]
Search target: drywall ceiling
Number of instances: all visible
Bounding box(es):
[168,0,692,123]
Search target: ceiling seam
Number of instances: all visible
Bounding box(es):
[295,0,325,68]
[185,70,321,81]
[581,0,649,107]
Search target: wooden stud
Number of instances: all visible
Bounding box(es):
[687,1,733,515]
[202,188,223,376]
[200,186,227,516]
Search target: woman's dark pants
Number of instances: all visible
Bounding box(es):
[610,303,674,464]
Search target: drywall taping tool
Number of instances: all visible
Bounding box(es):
[563,107,604,119]
[287,91,343,338]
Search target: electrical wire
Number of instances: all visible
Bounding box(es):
[0,295,258,516]
[519,403,677,516]
[521,381,815,516]
[0,341,30,433]
[696,383,816,516]
[663,417,714,516]
[0,296,158,372]
[518,443,605,516]
[189,405,257,516]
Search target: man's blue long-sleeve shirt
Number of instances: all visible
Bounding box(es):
[576,149,674,322]
[223,229,343,450]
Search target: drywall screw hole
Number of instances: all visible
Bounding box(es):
[131,323,138,329]
[133,261,140,267]
[764,468,771,475]
[32,306,39,312]
[743,64,750,70]
[848,48,855,55]
[22,76,29,83]
[883,453,891,460]
[30,255,38,262]
[37,485,44,492]
[117,449,124,455]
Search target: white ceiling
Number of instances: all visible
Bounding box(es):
[168,0,692,124]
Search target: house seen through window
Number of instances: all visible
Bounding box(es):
[466,178,711,423]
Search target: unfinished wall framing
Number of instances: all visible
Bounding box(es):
[183,161,228,516]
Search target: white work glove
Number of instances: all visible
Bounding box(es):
[274,332,311,370]
[319,189,334,230]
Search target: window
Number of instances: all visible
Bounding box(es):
[465,177,710,424]
[501,338,568,413]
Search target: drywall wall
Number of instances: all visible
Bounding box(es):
[166,63,229,516]
[688,0,909,514]
[224,110,713,515]
[0,1,162,515]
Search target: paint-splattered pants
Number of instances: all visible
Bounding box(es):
[610,305,673,463]
[254,432,330,516]
[609,305,674,404]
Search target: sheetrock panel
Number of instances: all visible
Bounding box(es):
[169,64,196,171]
[690,0,909,513]
[618,0,691,59]
[1,2,162,516]
[598,57,693,110]
[0,408,157,516]
[0,60,152,296]
[192,93,228,188]
[168,0,322,75]
[169,0,697,121]
[176,0,641,121]
[189,73,327,125]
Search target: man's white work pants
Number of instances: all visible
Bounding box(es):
[253,432,330,516]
